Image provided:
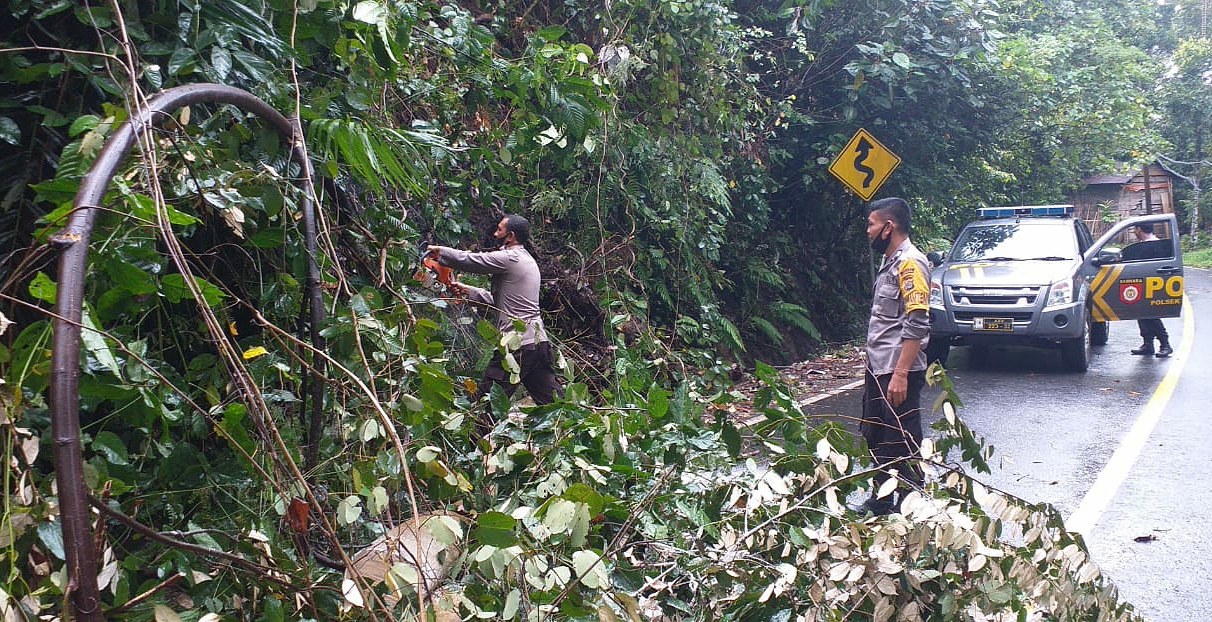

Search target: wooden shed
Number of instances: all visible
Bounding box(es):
[1070,163,1176,237]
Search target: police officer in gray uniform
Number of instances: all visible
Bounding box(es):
[428,215,562,417]
[857,197,931,516]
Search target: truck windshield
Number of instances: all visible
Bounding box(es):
[950,223,1078,262]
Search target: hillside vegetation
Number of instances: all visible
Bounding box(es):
[2,0,1208,620]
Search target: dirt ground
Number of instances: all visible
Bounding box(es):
[722,344,867,423]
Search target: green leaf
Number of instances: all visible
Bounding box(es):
[167,47,195,75]
[426,514,462,546]
[144,63,163,89]
[124,193,200,226]
[161,273,226,307]
[352,0,385,23]
[81,306,122,378]
[754,360,779,385]
[105,260,157,296]
[210,46,232,80]
[986,583,1014,604]
[476,319,499,342]
[68,114,100,138]
[647,384,669,419]
[221,404,256,457]
[416,445,441,462]
[542,499,577,535]
[502,589,521,619]
[401,393,424,412]
[536,26,567,42]
[262,597,285,622]
[563,483,604,516]
[153,604,182,622]
[337,495,362,526]
[91,431,130,465]
[474,511,518,547]
[477,510,517,531]
[37,520,65,560]
[572,550,609,589]
[28,272,57,304]
[359,419,382,442]
[500,331,522,351]
[892,52,912,68]
[721,421,742,459]
[368,486,389,515]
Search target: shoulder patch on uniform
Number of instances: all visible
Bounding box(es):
[899,259,930,313]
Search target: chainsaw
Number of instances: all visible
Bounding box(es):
[414,243,460,299]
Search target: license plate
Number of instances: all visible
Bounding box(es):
[974,317,1013,332]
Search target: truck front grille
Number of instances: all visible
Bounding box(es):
[954,311,1035,322]
[948,286,1043,306]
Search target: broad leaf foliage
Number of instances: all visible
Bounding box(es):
[0,0,1176,619]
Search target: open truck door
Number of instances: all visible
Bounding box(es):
[1085,213,1183,322]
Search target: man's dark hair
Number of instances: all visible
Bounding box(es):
[868,197,912,236]
[503,214,539,256]
[1136,222,1154,235]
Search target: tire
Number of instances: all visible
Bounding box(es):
[1090,319,1109,346]
[1061,320,1091,372]
[925,336,951,367]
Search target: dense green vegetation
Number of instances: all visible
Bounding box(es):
[1,0,1207,619]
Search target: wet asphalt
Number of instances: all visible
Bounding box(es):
[803,267,1212,621]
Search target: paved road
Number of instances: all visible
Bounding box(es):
[803,267,1211,621]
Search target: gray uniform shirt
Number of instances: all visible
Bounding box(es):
[437,246,548,345]
[866,239,931,375]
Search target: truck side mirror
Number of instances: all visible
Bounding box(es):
[1092,249,1121,266]
[927,250,945,266]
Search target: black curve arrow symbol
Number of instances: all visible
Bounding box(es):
[853,137,877,188]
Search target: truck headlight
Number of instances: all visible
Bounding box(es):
[1044,279,1073,309]
[930,280,944,307]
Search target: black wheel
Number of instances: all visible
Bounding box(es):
[1061,320,1091,372]
[1090,319,1109,346]
[925,336,950,367]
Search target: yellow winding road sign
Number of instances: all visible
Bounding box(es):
[828,128,901,201]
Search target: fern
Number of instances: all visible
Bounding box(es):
[772,302,821,342]
[307,119,448,194]
[715,314,746,354]
[748,316,784,347]
[549,89,594,141]
[692,158,732,212]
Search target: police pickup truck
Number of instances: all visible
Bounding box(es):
[925,205,1184,372]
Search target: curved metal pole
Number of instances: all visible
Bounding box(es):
[49,84,325,620]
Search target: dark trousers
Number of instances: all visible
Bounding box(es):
[861,370,926,496]
[481,341,562,406]
[1137,318,1169,342]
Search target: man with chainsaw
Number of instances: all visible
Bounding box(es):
[857,197,931,516]
[427,214,561,417]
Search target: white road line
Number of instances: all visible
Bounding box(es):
[740,378,865,428]
[1066,295,1195,536]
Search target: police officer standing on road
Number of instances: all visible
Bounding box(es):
[1129,223,1174,358]
[427,214,562,432]
[857,197,932,516]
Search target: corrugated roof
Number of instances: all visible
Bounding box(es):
[1083,174,1132,185]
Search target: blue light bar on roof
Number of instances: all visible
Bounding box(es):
[978,205,1074,219]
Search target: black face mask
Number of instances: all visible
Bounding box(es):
[870,224,892,254]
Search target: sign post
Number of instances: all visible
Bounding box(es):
[828,128,901,201]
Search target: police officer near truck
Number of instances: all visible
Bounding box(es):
[857,197,932,516]
[1129,222,1174,358]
